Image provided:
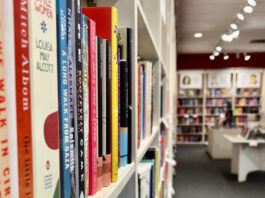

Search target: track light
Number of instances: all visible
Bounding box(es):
[244,5,254,13]
[222,34,233,42]
[230,23,238,30]
[213,51,219,56]
[209,55,215,60]
[216,46,222,52]
[232,30,240,38]
[247,0,256,7]
[244,54,251,61]
[223,54,229,60]
[237,13,245,21]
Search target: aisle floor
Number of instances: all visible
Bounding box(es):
[173,145,265,198]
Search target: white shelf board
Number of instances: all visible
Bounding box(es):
[137,126,159,163]
[177,141,206,145]
[89,163,135,198]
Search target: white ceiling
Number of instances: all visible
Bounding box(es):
[177,0,265,53]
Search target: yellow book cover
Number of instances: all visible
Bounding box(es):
[28,0,59,197]
[111,7,118,182]
[155,149,160,197]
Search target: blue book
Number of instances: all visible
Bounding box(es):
[56,0,70,197]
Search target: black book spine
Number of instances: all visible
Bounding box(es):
[106,40,111,155]
[97,37,103,157]
[120,60,128,127]
[127,28,132,163]
[74,0,85,196]
[67,0,76,196]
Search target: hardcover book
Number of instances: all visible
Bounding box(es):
[67,0,77,196]
[28,0,59,196]
[87,19,97,195]
[56,0,70,197]
[74,0,85,196]
[82,14,89,197]
[0,3,11,196]
[82,7,119,182]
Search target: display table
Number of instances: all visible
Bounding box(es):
[224,134,265,182]
[207,128,241,159]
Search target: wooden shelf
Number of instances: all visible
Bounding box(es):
[90,163,135,198]
[235,95,260,98]
[178,105,203,108]
[178,96,203,99]
[235,105,260,107]
[177,132,203,135]
[206,96,232,99]
[206,105,229,108]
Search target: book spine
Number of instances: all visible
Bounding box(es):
[74,0,85,196]
[102,39,107,158]
[82,15,89,198]
[118,47,121,168]
[28,0,59,196]
[120,60,128,167]
[67,0,77,196]
[143,72,146,139]
[88,19,97,195]
[56,0,70,197]
[137,64,141,148]
[13,0,34,197]
[127,28,132,163]
[103,40,111,187]
[0,3,11,196]
[97,37,103,191]
[111,7,118,182]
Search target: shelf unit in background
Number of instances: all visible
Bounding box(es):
[176,69,264,145]
[81,0,177,197]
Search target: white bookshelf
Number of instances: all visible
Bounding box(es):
[176,68,264,145]
[82,0,177,197]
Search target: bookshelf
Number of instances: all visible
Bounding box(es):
[176,69,264,145]
[83,0,177,197]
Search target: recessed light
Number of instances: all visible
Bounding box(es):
[209,55,215,60]
[230,23,238,30]
[216,46,222,52]
[247,0,256,7]
[237,13,245,21]
[244,5,253,13]
[194,33,203,38]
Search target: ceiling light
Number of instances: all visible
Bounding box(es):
[243,5,254,13]
[209,55,215,60]
[213,51,220,56]
[237,13,245,21]
[222,34,233,42]
[216,46,222,52]
[224,54,229,60]
[230,23,238,30]
[245,55,251,61]
[247,0,256,7]
[232,30,240,38]
[194,33,203,38]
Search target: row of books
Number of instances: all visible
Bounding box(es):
[177,126,203,133]
[235,98,259,106]
[178,89,202,97]
[138,147,162,198]
[137,61,153,148]
[236,88,259,97]
[206,98,232,106]
[178,108,202,115]
[177,135,202,142]
[177,98,202,106]
[234,107,259,115]
[235,117,247,125]
[206,88,231,97]
[178,117,202,125]
[0,1,135,197]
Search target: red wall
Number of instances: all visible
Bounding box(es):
[177,53,265,70]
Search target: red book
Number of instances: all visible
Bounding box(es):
[13,1,34,197]
[88,19,97,195]
[137,64,141,148]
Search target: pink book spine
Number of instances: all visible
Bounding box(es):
[88,19,98,195]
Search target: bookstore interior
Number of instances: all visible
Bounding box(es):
[0,0,265,198]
